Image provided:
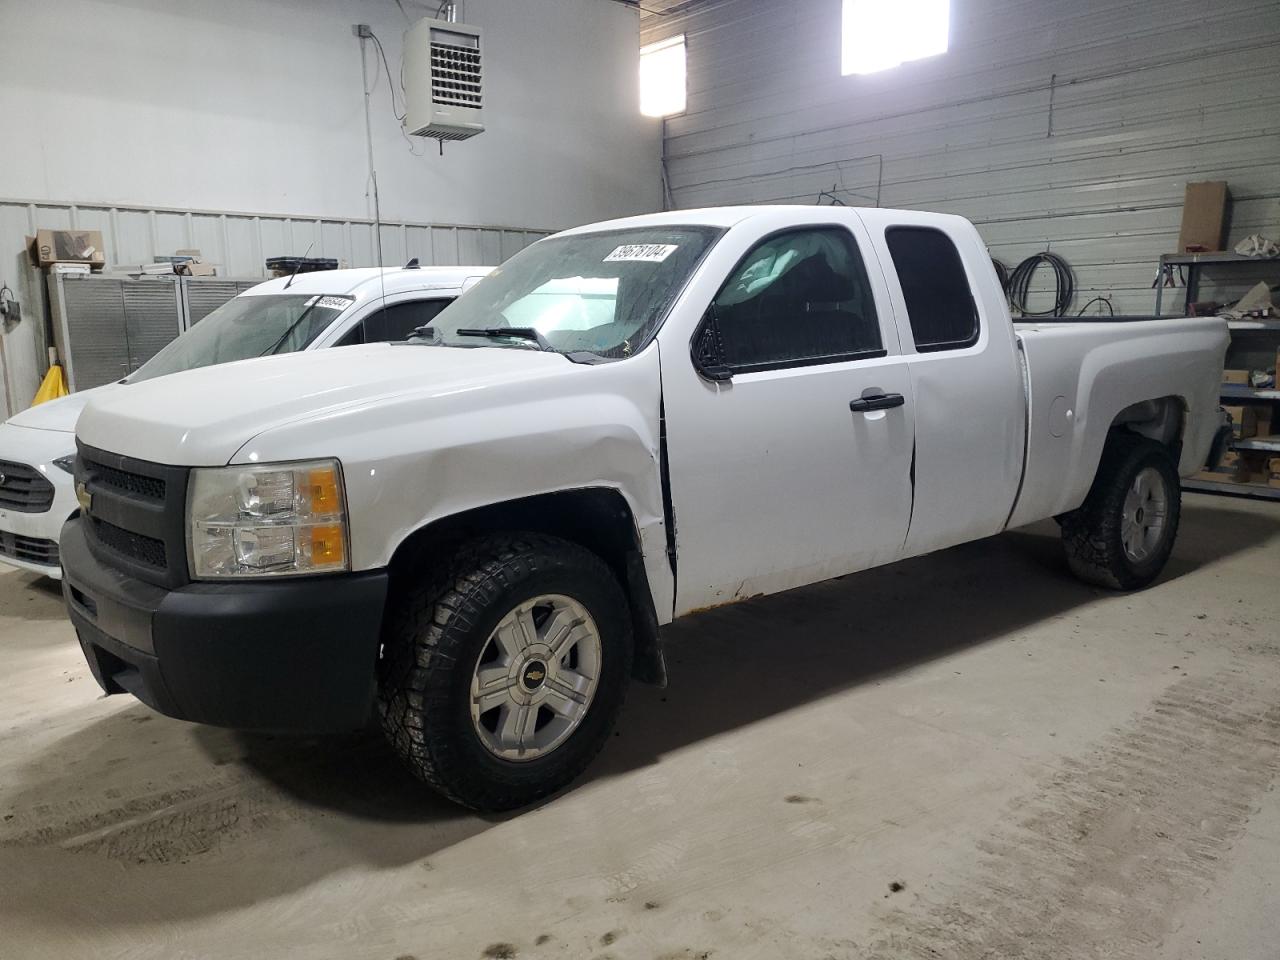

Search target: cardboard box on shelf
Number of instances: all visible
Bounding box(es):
[1223,369,1250,385]
[27,229,107,270]
[1225,405,1245,436]
[1246,407,1273,438]
[1176,181,1230,253]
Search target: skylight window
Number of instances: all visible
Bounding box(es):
[639,34,687,117]
[842,0,949,75]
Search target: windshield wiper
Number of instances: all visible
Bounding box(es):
[456,327,553,351]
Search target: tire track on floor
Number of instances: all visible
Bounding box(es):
[865,669,1280,960]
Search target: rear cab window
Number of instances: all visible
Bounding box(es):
[884,226,979,353]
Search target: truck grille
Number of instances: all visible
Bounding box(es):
[0,531,59,567]
[0,459,55,513]
[91,461,166,503]
[76,443,189,588]
[89,517,167,569]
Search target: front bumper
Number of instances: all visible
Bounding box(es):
[61,516,389,732]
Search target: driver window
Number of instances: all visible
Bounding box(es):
[711,227,882,372]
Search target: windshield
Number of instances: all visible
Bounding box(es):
[427,226,723,359]
[128,293,354,383]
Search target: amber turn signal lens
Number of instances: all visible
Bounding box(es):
[307,467,341,515]
[309,524,345,566]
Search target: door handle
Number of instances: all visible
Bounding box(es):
[849,392,905,412]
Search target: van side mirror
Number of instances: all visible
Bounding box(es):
[692,308,733,382]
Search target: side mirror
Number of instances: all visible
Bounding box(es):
[692,308,733,382]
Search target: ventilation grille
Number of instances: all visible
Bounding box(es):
[430,35,481,108]
[0,532,59,567]
[86,458,166,503]
[91,517,167,570]
[0,459,55,513]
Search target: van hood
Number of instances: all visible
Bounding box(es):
[7,384,116,434]
[75,343,579,466]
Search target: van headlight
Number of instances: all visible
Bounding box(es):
[187,459,348,579]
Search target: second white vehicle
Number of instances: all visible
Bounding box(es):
[0,264,490,578]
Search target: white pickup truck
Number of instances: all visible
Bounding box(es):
[61,206,1230,811]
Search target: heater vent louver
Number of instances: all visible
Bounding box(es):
[405,17,485,141]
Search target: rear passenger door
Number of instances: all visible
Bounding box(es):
[866,218,1025,556]
[662,222,916,616]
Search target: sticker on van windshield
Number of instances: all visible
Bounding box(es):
[604,244,679,263]
[312,296,354,311]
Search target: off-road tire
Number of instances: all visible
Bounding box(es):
[377,533,633,812]
[1060,432,1181,590]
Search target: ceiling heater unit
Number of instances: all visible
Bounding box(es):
[404,16,484,141]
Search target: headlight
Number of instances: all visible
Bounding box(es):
[187,459,348,579]
[52,454,76,475]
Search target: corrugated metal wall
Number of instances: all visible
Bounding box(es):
[0,198,550,418]
[642,0,1280,314]
[1,198,549,277]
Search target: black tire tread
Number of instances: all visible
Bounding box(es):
[1060,432,1180,590]
[377,532,631,811]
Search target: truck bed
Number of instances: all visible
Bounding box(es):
[1007,314,1229,528]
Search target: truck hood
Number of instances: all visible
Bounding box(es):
[6,384,116,434]
[75,344,579,466]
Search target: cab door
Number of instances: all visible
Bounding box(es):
[660,221,916,617]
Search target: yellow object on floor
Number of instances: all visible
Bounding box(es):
[31,364,68,405]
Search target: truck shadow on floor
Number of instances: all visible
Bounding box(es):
[1,501,1274,926]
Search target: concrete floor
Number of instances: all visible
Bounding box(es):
[2,495,1279,960]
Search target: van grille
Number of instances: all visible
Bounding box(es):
[0,459,55,513]
[0,532,59,567]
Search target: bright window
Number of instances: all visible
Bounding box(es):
[639,35,686,117]
[842,0,949,75]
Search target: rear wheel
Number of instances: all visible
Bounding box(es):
[377,533,632,812]
[1060,433,1181,590]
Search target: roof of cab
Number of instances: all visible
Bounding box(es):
[240,264,494,298]
[554,204,973,236]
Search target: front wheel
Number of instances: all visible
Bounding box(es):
[377,533,633,812]
[1060,433,1181,590]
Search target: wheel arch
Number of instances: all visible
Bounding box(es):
[1107,394,1187,458]
[386,487,666,686]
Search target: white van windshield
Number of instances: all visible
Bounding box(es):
[128,293,353,383]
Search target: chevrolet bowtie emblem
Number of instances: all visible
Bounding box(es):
[525,668,545,681]
[75,480,92,513]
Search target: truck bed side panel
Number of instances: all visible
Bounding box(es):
[1008,317,1228,528]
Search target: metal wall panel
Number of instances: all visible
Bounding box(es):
[643,0,1280,314]
[0,197,553,411]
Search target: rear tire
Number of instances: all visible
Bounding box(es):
[1060,433,1181,590]
[377,533,632,812]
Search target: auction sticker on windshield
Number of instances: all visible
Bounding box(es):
[305,295,355,310]
[604,244,679,263]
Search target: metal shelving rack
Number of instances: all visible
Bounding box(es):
[1162,253,1280,501]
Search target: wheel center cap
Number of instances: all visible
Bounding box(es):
[521,659,548,691]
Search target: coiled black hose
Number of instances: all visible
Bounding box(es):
[1007,252,1074,317]
[991,257,1010,294]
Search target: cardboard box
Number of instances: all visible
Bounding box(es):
[27,229,106,269]
[1225,404,1245,436]
[1223,369,1250,385]
[1176,181,1230,254]
[178,261,217,276]
[1225,405,1271,438]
